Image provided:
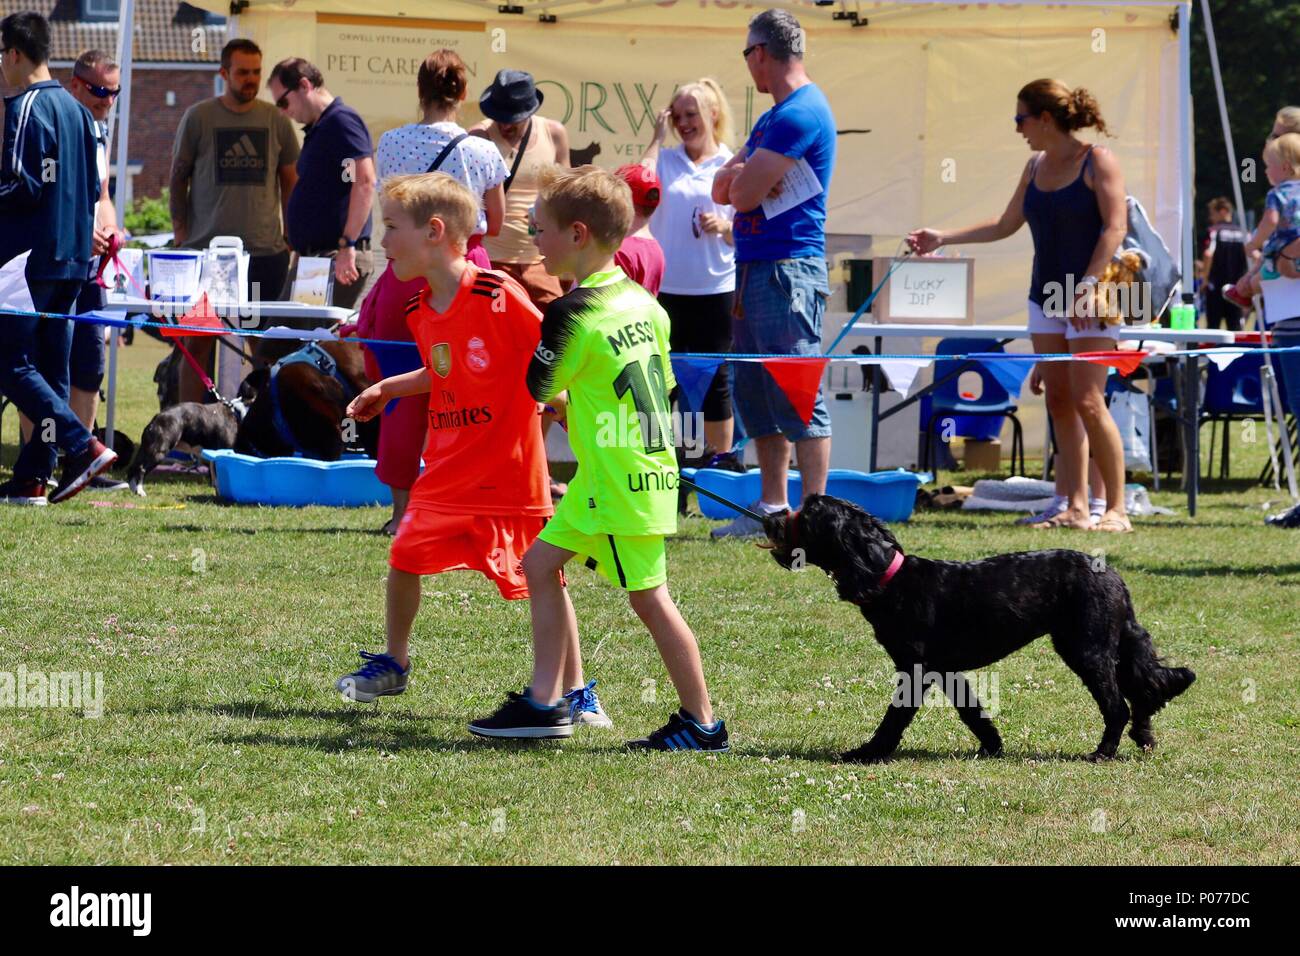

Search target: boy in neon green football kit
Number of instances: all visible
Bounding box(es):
[470,165,728,751]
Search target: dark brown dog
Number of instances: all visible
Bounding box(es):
[235,339,378,460]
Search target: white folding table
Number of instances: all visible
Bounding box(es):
[94,297,357,458]
[833,320,1236,517]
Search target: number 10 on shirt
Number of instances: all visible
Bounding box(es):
[612,353,673,453]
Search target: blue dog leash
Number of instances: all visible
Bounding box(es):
[822,249,913,356]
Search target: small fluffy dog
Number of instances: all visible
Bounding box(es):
[762,495,1195,763]
[1090,249,1147,325]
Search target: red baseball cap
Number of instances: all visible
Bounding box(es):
[616,163,661,213]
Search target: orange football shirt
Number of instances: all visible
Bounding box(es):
[403,263,552,517]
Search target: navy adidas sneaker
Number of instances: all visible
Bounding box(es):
[469,689,573,739]
[626,710,729,752]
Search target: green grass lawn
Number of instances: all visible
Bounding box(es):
[1,335,1297,864]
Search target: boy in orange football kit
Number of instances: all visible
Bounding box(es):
[335,173,610,728]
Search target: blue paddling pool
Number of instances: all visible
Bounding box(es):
[680,467,930,523]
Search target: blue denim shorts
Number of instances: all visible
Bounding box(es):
[731,257,832,441]
[69,279,107,392]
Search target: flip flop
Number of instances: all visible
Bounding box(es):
[1030,512,1091,530]
[1093,516,1134,533]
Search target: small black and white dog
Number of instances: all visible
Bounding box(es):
[762,495,1195,763]
[127,377,259,497]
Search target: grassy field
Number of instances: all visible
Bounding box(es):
[1,334,1296,864]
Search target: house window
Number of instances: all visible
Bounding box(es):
[83,0,120,21]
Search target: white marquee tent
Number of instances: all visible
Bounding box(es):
[98,1,1205,453]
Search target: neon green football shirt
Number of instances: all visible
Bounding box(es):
[526,266,679,536]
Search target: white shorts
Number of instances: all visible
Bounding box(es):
[1026,299,1122,341]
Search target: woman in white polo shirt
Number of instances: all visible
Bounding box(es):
[642,78,738,463]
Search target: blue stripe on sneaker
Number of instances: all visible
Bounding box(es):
[666,734,681,751]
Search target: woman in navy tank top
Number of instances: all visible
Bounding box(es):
[907,79,1133,533]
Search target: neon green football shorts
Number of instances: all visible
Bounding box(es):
[539,508,667,592]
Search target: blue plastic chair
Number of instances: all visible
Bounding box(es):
[920,338,1025,476]
[1202,352,1270,479]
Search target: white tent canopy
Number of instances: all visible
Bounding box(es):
[177,0,1194,328]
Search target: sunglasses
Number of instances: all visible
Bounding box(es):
[742,42,767,59]
[75,75,120,98]
[1014,113,1031,126]
[275,87,293,110]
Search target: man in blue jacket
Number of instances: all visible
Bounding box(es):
[0,11,117,505]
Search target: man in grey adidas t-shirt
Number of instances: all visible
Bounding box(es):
[169,38,299,403]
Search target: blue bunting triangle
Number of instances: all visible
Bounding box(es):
[670,356,724,415]
[968,353,1033,399]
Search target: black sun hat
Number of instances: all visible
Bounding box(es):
[479,69,544,125]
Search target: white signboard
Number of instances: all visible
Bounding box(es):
[880,258,972,323]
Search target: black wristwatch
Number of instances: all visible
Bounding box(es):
[338,236,357,249]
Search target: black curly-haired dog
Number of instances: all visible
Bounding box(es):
[761,495,1195,763]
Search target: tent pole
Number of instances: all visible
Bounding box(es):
[1178,2,1194,293]
[1198,0,1246,229]
[103,0,135,455]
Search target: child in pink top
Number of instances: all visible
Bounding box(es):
[614,163,666,296]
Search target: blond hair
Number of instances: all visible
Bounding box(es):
[1273,106,1300,138]
[1264,133,1300,177]
[537,164,632,250]
[672,78,734,149]
[382,172,479,246]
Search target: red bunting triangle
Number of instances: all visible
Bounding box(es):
[161,292,224,338]
[1075,350,1148,377]
[763,357,830,426]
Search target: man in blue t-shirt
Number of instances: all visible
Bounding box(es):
[268,57,377,310]
[711,8,836,537]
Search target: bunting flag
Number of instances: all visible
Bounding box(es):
[670,356,726,416]
[878,358,932,398]
[160,293,224,338]
[1202,348,1243,372]
[1073,350,1148,376]
[967,353,1034,399]
[760,357,830,426]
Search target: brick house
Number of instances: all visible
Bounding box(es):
[0,0,227,206]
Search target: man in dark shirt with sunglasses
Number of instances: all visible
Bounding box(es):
[63,48,128,490]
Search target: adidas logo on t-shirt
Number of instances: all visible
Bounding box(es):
[215,128,269,185]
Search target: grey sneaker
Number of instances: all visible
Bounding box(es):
[563,679,613,728]
[336,651,408,703]
[1016,495,1067,526]
[710,502,770,539]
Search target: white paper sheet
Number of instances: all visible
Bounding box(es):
[760,157,823,220]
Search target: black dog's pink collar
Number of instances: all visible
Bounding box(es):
[788,508,905,589]
[879,549,905,587]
